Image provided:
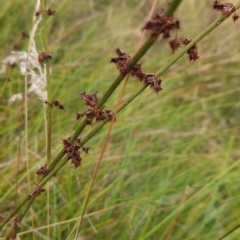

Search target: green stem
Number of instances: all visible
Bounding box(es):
[41,0,52,165]
[165,0,182,16]
[40,1,51,239]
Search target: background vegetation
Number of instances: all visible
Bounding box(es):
[0,0,240,239]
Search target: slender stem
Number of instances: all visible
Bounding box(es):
[40,0,52,165]
[40,1,51,238]
[165,0,182,16]
[218,224,240,240]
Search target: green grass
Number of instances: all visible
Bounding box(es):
[1,0,240,239]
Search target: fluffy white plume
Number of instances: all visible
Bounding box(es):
[0,40,47,104]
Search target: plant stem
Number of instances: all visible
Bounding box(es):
[40,1,51,239]
[40,0,52,166]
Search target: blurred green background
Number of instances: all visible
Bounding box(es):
[1,0,240,239]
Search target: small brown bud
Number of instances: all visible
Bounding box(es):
[233,12,240,22]
[38,51,52,63]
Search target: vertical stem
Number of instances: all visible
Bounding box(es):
[40,0,52,165]
[40,0,51,239]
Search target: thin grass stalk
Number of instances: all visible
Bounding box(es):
[75,0,159,229]
[40,0,52,238]
[40,0,51,165]
[75,75,131,239]
[141,154,240,240]
[21,1,42,239]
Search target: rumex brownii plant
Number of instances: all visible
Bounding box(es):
[1,0,240,238]
[76,92,114,124]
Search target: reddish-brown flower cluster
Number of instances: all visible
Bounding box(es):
[232,12,240,22]
[179,36,199,62]
[35,8,56,17]
[76,92,114,125]
[62,137,89,168]
[28,184,45,199]
[36,163,49,176]
[110,48,131,75]
[143,14,180,39]
[130,64,162,93]
[111,50,162,93]
[0,215,5,221]
[38,51,52,63]
[44,100,64,110]
[169,38,180,53]
[212,1,236,17]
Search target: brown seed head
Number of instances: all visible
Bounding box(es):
[36,164,49,176]
[212,1,236,17]
[143,14,180,39]
[28,184,45,199]
[169,38,180,53]
[233,12,240,22]
[38,51,52,63]
[110,48,131,75]
[46,8,56,16]
[144,74,162,93]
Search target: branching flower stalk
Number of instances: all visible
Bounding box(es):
[1,0,240,235]
[48,0,183,172]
